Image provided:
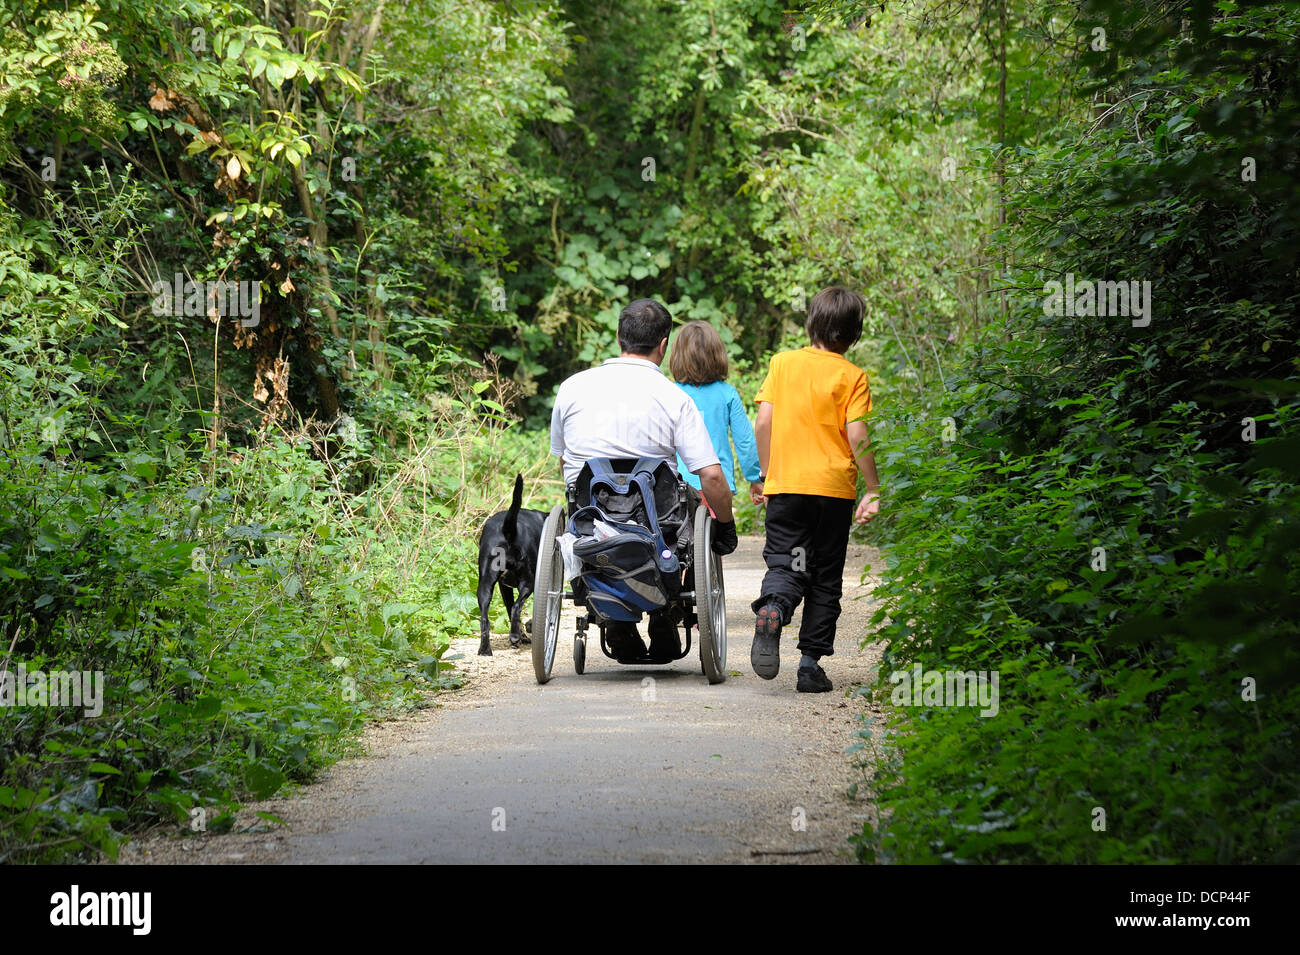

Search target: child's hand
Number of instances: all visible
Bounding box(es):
[854,492,880,524]
[749,481,767,507]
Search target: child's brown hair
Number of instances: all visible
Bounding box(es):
[805,286,865,353]
[669,320,729,384]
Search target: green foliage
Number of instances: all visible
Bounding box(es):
[853,0,1300,864]
[495,0,992,417]
[0,176,547,860]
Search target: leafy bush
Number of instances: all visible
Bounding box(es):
[853,0,1300,864]
[0,187,551,861]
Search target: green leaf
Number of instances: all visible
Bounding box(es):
[246,763,285,800]
[190,696,223,719]
[1053,590,1094,605]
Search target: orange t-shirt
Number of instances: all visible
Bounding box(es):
[755,347,872,499]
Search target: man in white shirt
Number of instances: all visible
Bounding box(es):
[550,298,738,660]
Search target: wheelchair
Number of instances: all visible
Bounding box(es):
[531,457,727,685]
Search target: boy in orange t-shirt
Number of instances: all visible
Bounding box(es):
[750,286,881,692]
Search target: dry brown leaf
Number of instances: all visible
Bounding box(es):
[232,322,255,350]
[269,357,290,399]
[147,88,173,112]
[279,276,295,295]
[226,155,241,180]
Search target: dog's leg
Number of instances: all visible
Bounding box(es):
[499,583,515,616]
[516,583,533,645]
[477,573,496,656]
[507,587,526,648]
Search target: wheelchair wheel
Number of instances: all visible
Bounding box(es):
[693,504,727,684]
[532,504,566,684]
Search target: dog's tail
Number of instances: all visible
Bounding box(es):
[503,473,524,542]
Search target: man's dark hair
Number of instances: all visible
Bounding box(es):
[618,298,673,355]
[805,286,865,354]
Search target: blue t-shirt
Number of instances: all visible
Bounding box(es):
[674,380,762,492]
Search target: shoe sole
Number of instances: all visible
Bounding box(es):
[751,607,782,680]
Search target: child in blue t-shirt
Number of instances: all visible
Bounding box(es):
[668,321,763,507]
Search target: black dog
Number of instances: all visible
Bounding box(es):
[476,474,548,655]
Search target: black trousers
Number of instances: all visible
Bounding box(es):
[750,493,854,659]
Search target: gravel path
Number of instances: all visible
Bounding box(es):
[120,536,886,864]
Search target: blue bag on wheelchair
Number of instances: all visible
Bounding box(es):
[570,511,669,620]
[568,457,681,623]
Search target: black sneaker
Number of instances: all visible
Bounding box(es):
[751,603,782,680]
[797,662,833,693]
[647,613,682,661]
[605,621,646,662]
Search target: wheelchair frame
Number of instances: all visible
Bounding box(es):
[530,469,727,685]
